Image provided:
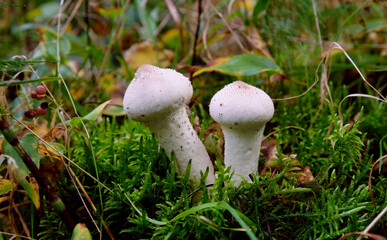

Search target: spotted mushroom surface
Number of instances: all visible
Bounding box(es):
[209,81,274,128]
[124,64,193,121]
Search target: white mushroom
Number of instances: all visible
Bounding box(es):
[209,81,274,183]
[124,64,215,185]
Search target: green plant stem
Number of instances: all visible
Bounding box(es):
[0,113,75,230]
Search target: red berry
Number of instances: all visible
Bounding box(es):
[24,109,37,118]
[35,94,45,100]
[37,106,48,115]
[40,102,48,109]
[31,91,38,99]
[35,85,47,95]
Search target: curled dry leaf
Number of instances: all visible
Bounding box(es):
[245,26,273,60]
[38,143,62,160]
[43,123,67,142]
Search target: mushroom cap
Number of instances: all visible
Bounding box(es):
[209,81,274,129]
[124,64,193,121]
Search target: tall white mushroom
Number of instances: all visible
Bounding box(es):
[124,64,215,185]
[209,81,274,183]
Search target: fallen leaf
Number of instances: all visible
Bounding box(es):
[245,26,273,60]
[38,142,62,160]
[123,42,174,70]
[43,123,67,142]
[296,166,315,183]
[0,178,14,195]
[19,177,40,210]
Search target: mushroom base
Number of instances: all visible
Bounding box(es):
[222,127,265,184]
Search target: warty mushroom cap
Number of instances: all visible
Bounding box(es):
[209,81,274,129]
[124,64,193,121]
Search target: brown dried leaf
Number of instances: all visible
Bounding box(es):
[43,123,67,142]
[295,166,315,183]
[38,143,61,160]
[246,26,273,60]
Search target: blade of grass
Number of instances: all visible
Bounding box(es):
[57,1,105,237]
[338,94,387,127]
[0,77,60,87]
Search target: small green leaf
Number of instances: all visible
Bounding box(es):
[103,105,126,117]
[66,100,111,127]
[71,223,92,240]
[83,100,111,121]
[193,54,281,77]
[46,142,66,155]
[19,177,40,209]
[2,133,41,174]
[0,178,13,195]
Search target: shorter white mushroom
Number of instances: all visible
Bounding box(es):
[209,81,274,183]
[123,64,215,186]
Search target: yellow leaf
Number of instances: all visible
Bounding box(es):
[123,42,174,70]
[0,179,14,195]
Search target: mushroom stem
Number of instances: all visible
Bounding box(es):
[145,107,215,185]
[222,127,264,182]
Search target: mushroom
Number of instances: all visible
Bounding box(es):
[209,81,274,183]
[123,64,215,185]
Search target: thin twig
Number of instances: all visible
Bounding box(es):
[0,231,36,240]
[61,0,84,35]
[311,0,323,53]
[190,0,202,80]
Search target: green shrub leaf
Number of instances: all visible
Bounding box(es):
[193,54,281,77]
